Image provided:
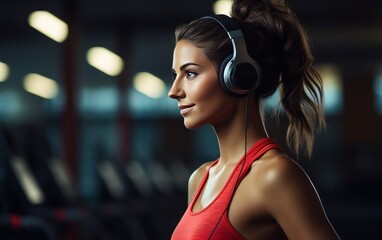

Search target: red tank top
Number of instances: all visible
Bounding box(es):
[171,138,282,240]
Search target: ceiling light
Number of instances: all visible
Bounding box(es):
[87,47,124,76]
[23,73,59,99]
[133,72,166,98]
[0,62,10,82]
[28,11,68,43]
[213,0,233,16]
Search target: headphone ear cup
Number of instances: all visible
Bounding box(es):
[232,62,259,90]
[219,55,236,96]
[219,55,260,97]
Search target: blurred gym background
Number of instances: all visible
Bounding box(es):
[0,0,381,239]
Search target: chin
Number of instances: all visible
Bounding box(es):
[183,119,205,130]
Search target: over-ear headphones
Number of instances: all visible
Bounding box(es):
[201,15,262,97]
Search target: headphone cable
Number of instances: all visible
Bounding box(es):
[208,92,250,239]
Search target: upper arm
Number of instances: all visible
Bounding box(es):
[261,157,340,240]
[187,161,212,204]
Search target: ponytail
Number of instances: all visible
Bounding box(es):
[232,0,326,156]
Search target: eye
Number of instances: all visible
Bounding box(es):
[186,71,197,79]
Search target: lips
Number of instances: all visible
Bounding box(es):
[178,104,195,116]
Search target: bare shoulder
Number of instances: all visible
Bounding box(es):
[189,161,214,187]
[246,150,318,207]
[187,161,214,204]
[243,151,340,239]
[252,151,312,192]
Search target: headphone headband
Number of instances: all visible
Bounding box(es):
[201,15,262,96]
[202,15,244,38]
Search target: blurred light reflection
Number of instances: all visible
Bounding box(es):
[213,0,233,15]
[28,11,68,43]
[23,73,59,99]
[317,64,343,115]
[86,47,124,76]
[0,61,10,82]
[132,72,166,99]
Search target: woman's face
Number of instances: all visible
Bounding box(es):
[168,40,239,129]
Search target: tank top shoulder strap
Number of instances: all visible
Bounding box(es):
[238,138,283,182]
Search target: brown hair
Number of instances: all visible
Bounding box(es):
[175,0,326,156]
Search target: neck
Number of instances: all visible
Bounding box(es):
[212,97,268,165]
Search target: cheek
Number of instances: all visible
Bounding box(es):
[191,74,222,102]
[192,75,234,117]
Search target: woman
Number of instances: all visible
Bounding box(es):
[168,0,340,239]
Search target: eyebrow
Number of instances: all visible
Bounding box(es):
[172,62,201,73]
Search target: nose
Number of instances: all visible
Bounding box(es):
[168,78,185,100]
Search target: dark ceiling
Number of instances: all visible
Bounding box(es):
[1,0,382,88]
[2,0,382,32]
